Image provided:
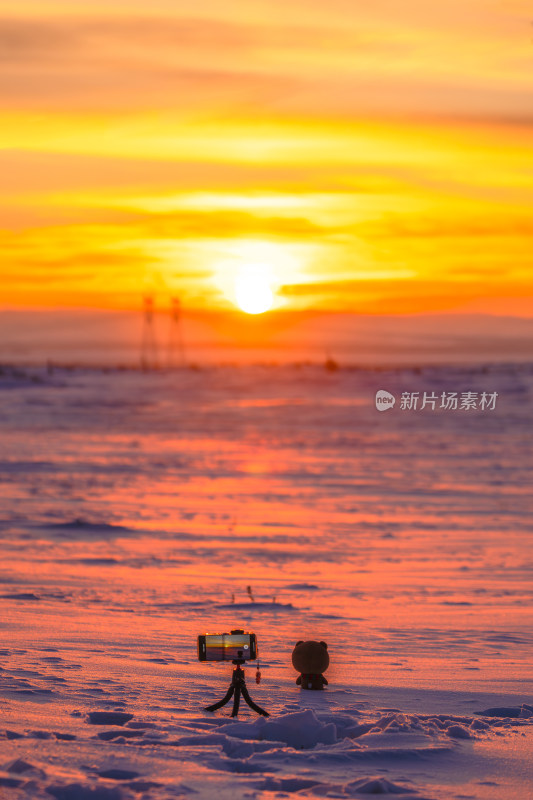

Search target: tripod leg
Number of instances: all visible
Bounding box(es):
[240,683,269,717]
[205,684,235,712]
[231,685,241,717]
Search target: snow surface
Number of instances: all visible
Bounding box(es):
[0,362,532,799]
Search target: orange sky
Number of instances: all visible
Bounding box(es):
[1,0,532,318]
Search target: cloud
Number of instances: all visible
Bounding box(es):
[0,15,411,62]
[355,213,533,240]
[133,209,327,239]
[1,11,530,119]
[1,63,297,113]
[0,247,158,281]
[0,18,76,61]
[277,276,533,314]
[0,16,305,110]
[0,150,427,197]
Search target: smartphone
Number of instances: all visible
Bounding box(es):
[197,632,257,661]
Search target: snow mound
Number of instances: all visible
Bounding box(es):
[219,709,337,749]
[96,769,140,780]
[40,518,135,539]
[347,712,489,743]
[347,776,416,794]
[445,724,471,739]
[87,712,133,726]
[0,593,40,601]
[259,776,322,793]
[46,784,123,800]
[285,583,320,590]
[216,601,296,612]
[476,704,533,719]
[5,758,46,778]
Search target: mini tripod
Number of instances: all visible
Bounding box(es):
[205,660,269,717]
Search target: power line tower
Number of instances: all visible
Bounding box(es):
[141,295,158,370]
[167,296,186,368]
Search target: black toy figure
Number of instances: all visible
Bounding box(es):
[291,640,330,689]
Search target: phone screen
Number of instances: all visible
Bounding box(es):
[198,633,255,661]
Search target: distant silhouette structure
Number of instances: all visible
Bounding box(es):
[167,297,186,368]
[325,355,339,372]
[141,295,159,370]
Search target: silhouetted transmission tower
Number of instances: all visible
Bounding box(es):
[141,295,159,370]
[167,297,186,368]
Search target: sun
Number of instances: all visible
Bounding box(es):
[234,264,274,315]
[212,240,300,313]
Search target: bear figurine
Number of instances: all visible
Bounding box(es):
[291,640,329,690]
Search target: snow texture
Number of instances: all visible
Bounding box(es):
[0,363,532,799]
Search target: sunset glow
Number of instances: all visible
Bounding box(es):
[0,0,531,337]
